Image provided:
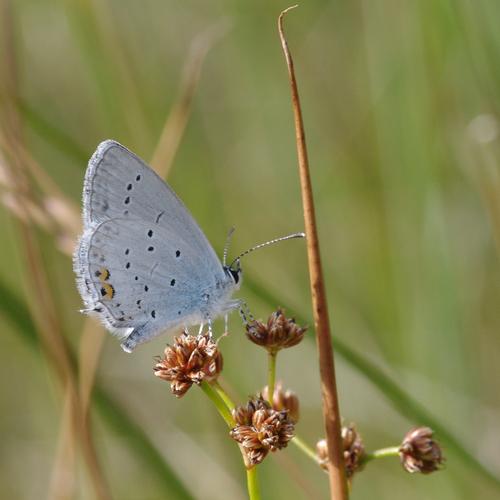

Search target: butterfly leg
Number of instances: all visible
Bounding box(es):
[207,319,213,338]
[198,323,204,336]
[238,300,255,325]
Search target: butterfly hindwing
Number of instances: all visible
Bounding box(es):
[76,216,225,330]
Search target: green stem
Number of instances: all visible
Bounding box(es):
[212,380,235,412]
[246,467,261,500]
[267,351,277,404]
[201,381,261,499]
[200,381,235,427]
[292,435,320,463]
[362,446,400,464]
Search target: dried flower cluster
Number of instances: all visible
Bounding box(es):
[317,423,365,478]
[230,397,295,467]
[154,332,223,397]
[245,308,306,353]
[399,427,444,474]
[261,382,300,423]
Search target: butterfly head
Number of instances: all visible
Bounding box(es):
[222,229,304,289]
[225,259,242,286]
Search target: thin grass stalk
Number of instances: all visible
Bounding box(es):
[246,468,261,500]
[273,451,323,499]
[0,4,110,490]
[5,148,111,499]
[292,436,320,463]
[212,380,236,412]
[78,320,106,415]
[362,446,400,464]
[12,161,111,500]
[150,21,229,178]
[278,6,348,499]
[48,386,78,500]
[200,381,235,427]
[267,352,277,406]
[200,381,262,499]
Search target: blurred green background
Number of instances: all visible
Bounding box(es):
[0,1,499,499]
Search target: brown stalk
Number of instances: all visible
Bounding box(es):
[0,3,110,497]
[79,319,106,414]
[150,21,230,178]
[6,148,111,500]
[48,387,78,500]
[278,6,348,499]
[4,146,111,500]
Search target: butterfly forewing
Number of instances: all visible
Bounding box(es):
[83,140,221,263]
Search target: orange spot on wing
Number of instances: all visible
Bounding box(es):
[96,267,110,282]
[100,283,115,299]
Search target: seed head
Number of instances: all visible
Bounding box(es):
[230,396,295,467]
[154,332,223,397]
[261,382,300,422]
[245,308,306,353]
[316,423,365,478]
[399,427,444,474]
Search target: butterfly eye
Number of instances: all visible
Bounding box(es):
[227,267,241,284]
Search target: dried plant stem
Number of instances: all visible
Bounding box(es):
[48,387,77,500]
[292,436,320,463]
[246,467,261,500]
[0,7,109,488]
[362,446,400,464]
[151,21,229,178]
[78,320,106,416]
[267,352,277,405]
[278,6,348,499]
[200,381,235,427]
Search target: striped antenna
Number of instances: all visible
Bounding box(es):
[223,226,236,266]
[229,232,305,268]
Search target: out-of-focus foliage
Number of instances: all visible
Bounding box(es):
[0,1,499,499]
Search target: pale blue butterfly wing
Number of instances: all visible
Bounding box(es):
[74,140,240,352]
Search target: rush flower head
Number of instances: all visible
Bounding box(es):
[316,423,365,478]
[261,382,300,423]
[154,332,223,397]
[245,308,307,353]
[399,427,444,474]
[230,396,295,467]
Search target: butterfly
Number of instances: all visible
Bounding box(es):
[74,140,243,352]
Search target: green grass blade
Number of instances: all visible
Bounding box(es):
[0,278,37,345]
[17,100,89,165]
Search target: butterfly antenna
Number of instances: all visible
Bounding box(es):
[223,226,236,266]
[230,232,305,268]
